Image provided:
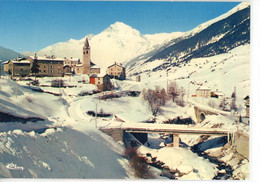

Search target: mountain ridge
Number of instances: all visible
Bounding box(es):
[22,2,249,70]
[127,2,250,75]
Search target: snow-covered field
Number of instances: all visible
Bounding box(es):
[128,44,250,113]
[0,68,249,179]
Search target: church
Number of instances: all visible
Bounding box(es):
[74,38,100,75]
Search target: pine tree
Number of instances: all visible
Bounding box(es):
[219,97,228,111]
[31,60,40,80]
[230,87,237,112]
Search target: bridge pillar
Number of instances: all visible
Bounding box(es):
[173,134,179,147]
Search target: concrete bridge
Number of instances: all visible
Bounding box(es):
[100,123,235,148]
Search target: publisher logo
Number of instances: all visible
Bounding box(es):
[6,163,24,171]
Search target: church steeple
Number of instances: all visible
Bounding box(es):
[84,37,90,49]
[82,37,91,74]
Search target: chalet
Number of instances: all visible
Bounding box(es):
[196,86,211,98]
[3,58,30,77]
[244,95,250,118]
[89,73,111,91]
[90,62,100,75]
[27,55,64,77]
[107,62,126,80]
[3,60,10,73]
[211,89,224,98]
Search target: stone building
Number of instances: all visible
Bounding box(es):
[3,58,30,77]
[196,86,211,98]
[75,38,100,75]
[244,95,250,118]
[89,73,111,91]
[63,57,80,74]
[107,62,126,80]
[27,55,64,77]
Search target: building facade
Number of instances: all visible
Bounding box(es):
[196,86,211,98]
[107,62,126,80]
[27,55,64,77]
[244,95,250,118]
[63,57,80,74]
[89,74,111,91]
[3,58,30,77]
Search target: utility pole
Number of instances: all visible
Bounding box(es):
[59,78,61,98]
[0,60,2,79]
[166,71,168,94]
[16,80,18,98]
[187,81,191,104]
[95,103,97,128]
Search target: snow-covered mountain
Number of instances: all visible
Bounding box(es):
[127,2,250,74]
[23,22,183,69]
[125,2,250,104]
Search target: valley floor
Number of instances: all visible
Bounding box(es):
[0,75,249,180]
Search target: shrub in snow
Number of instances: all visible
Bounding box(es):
[25,96,33,103]
[51,79,64,87]
[208,100,217,108]
[124,147,154,179]
[30,80,39,86]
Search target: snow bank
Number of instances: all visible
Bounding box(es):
[0,127,131,178]
[138,146,218,180]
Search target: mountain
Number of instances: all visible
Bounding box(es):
[127,2,250,74]
[0,46,24,62]
[23,22,184,69]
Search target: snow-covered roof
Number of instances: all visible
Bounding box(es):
[213,91,223,96]
[108,63,124,68]
[90,73,108,78]
[197,86,210,90]
[91,65,100,69]
[28,56,64,62]
[3,60,10,64]
[12,60,30,64]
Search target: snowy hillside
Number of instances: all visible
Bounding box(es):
[0,46,24,62]
[128,44,250,109]
[0,78,134,178]
[127,2,250,73]
[23,22,183,69]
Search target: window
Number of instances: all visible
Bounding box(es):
[50,70,54,74]
[44,70,46,73]
[50,65,54,69]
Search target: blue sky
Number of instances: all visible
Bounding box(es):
[0,1,240,53]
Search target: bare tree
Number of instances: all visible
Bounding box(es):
[168,81,179,102]
[160,88,167,106]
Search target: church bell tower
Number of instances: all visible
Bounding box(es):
[82,37,91,75]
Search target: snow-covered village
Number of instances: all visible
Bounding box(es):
[0,1,254,181]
